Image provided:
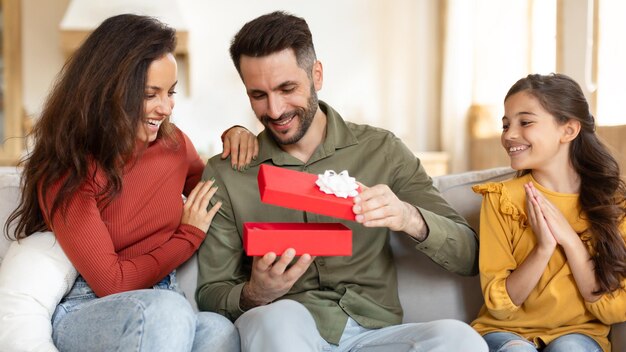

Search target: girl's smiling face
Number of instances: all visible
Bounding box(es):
[501,91,572,172]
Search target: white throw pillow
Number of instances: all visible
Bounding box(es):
[0,231,77,352]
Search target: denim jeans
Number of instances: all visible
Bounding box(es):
[235,299,488,352]
[52,272,239,352]
[483,331,602,352]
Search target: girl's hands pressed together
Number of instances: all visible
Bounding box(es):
[524,182,557,252]
[525,182,580,249]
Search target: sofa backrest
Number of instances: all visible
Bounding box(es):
[0,168,21,264]
[0,166,518,323]
[391,166,515,324]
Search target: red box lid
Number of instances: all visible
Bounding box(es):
[257,164,357,221]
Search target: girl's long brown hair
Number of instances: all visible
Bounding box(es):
[5,14,177,240]
[507,73,626,294]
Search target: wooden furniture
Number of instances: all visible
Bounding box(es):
[414,151,450,177]
[468,104,626,173]
[59,1,190,93]
[0,0,24,165]
[470,125,626,173]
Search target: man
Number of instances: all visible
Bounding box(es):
[197,11,487,352]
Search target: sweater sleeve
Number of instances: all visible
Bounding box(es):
[474,183,523,320]
[182,131,205,197]
[42,172,205,297]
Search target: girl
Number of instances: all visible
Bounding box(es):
[472,73,626,352]
[4,14,253,351]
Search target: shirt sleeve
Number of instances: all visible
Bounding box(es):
[388,136,479,276]
[475,184,522,320]
[584,219,626,324]
[195,159,248,321]
[584,279,626,324]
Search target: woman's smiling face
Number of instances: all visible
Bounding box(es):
[138,53,178,143]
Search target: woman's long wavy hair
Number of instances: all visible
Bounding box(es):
[506,73,626,294]
[5,14,177,240]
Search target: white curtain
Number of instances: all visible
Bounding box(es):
[440,0,476,173]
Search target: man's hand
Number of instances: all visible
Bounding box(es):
[353,183,428,241]
[240,248,315,310]
[221,126,259,171]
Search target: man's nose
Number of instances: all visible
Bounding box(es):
[266,94,285,119]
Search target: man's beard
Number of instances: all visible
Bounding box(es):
[261,85,319,145]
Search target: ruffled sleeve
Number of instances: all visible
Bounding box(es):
[473,183,527,225]
[473,182,527,320]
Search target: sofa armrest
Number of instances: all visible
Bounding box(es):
[611,322,626,352]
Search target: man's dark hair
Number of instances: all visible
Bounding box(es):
[230,11,317,78]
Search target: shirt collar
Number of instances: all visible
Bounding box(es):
[250,101,358,167]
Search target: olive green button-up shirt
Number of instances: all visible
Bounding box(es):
[196,101,478,344]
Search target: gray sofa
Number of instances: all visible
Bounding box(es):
[0,166,624,351]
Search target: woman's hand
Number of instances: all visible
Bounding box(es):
[221,126,259,172]
[181,179,221,233]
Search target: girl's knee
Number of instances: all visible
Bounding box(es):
[546,334,602,352]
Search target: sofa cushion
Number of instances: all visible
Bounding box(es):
[392,167,515,324]
[0,231,77,352]
[432,167,515,231]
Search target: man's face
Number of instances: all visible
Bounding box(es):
[239,49,322,145]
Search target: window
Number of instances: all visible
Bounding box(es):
[595,0,626,125]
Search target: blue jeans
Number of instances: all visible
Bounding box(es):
[52,272,239,352]
[235,299,488,352]
[483,331,602,352]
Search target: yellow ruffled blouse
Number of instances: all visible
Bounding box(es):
[471,173,626,352]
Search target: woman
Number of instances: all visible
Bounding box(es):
[5,14,251,351]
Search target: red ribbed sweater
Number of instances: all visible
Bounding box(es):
[40,129,206,297]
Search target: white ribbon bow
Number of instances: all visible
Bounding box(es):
[315,170,359,198]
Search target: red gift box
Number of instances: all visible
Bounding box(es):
[243,222,352,256]
[258,164,357,221]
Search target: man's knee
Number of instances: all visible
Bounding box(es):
[420,319,487,352]
[237,300,311,329]
[235,300,321,351]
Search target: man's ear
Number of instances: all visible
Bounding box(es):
[312,60,323,91]
[561,119,582,143]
